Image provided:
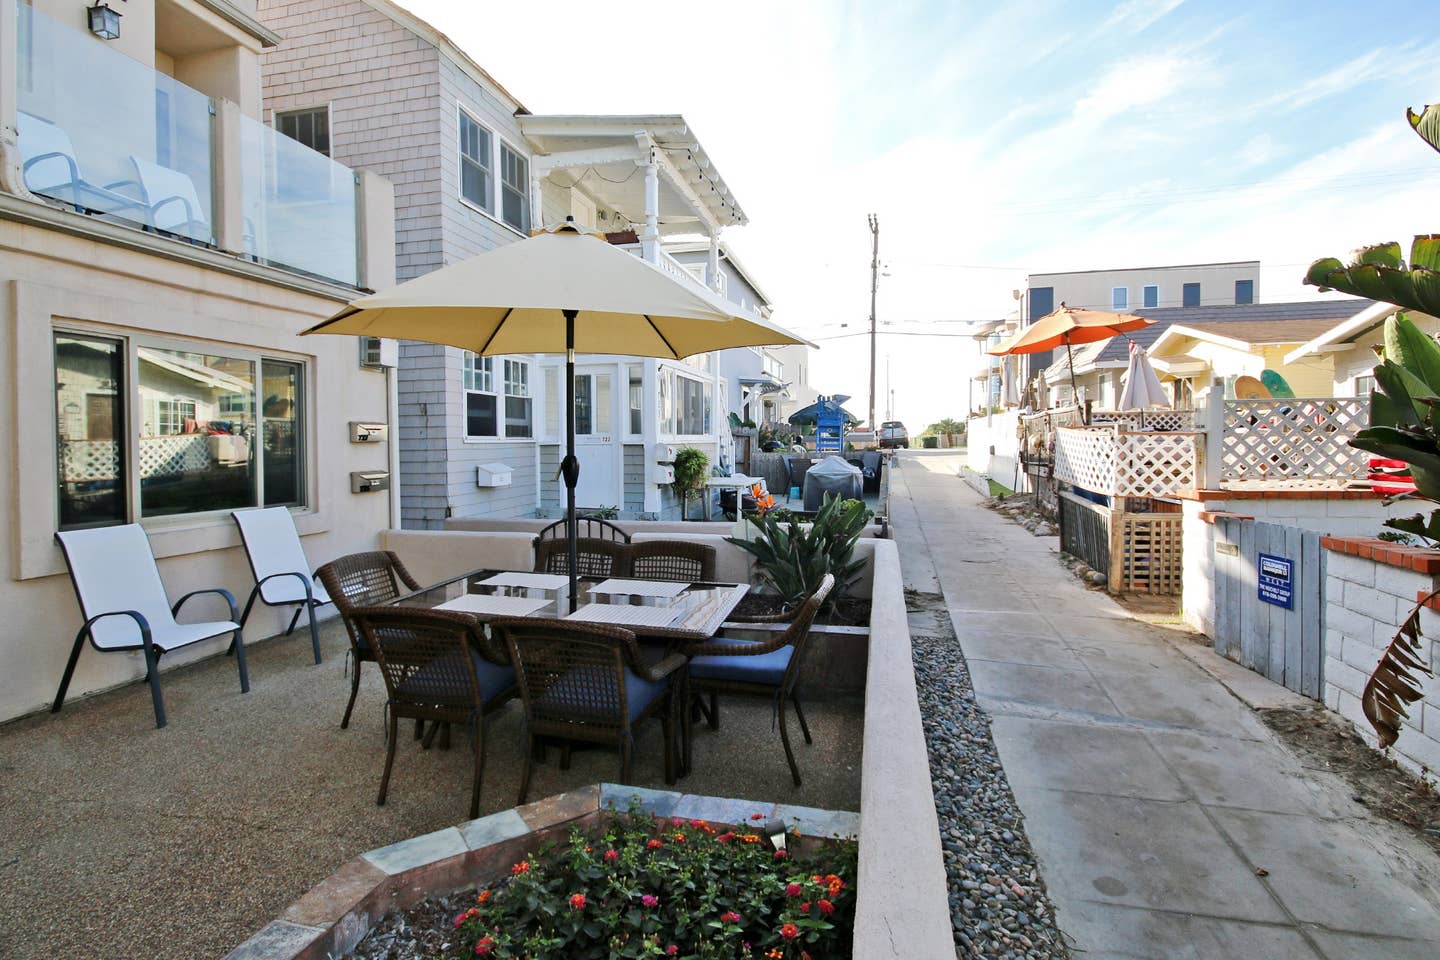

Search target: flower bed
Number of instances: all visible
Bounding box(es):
[352,806,856,959]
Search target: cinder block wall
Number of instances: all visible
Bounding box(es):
[1321,541,1440,788]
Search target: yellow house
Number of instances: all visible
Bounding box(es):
[1147,317,1350,398]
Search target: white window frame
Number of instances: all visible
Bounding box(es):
[1111,286,1129,311]
[503,358,532,438]
[455,104,532,239]
[53,324,312,529]
[668,368,710,437]
[463,353,537,441]
[499,140,530,234]
[1143,285,1159,309]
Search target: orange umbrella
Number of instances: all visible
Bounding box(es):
[988,303,1152,407]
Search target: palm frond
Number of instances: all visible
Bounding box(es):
[1362,589,1437,748]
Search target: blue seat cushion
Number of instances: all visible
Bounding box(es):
[397,651,516,704]
[537,665,668,722]
[688,640,793,685]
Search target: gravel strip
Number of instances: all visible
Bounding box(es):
[909,594,1069,960]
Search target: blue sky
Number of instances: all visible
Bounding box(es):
[399,0,1440,430]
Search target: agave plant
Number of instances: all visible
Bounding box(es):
[726,493,870,609]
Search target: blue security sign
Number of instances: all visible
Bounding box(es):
[1258,553,1294,609]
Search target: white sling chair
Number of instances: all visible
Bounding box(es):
[232,507,330,665]
[53,524,247,728]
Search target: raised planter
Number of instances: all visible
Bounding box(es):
[224,784,859,960]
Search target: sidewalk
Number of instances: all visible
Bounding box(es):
[890,451,1440,959]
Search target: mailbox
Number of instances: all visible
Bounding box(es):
[651,463,676,485]
[476,462,513,488]
[349,421,388,443]
[350,470,390,493]
[653,443,677,463]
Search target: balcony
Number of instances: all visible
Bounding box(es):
[13,6,361,287]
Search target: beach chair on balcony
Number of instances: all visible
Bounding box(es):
[130,155,212,243]
[232,507,330,665]
[17,111,147,219]
[53,524,248,728]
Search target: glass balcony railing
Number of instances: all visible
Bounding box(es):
[239,115,357,286]
[17,5,214,244]
[14,5,359,286]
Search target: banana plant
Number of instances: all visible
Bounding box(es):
[1410,102,1440,154]
[1304,235,1440,316]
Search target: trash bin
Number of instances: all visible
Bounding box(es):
[803,455,863,510]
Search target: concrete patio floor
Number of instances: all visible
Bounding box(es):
[0,618,861,960]
[891,450,1440,960]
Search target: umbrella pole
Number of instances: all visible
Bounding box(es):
[561,309,580,613]
[1066,335,1085,425]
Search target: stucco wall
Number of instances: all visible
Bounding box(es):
[965,410,1023,491]
[0,220,392,723]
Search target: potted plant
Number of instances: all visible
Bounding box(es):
[727,493,870,614]
[671,447,709,520]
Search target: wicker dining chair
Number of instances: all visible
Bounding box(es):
[314,551,421,729]
[491,617,686,804]
[681,574,834,786]
[533,536,631,578]
[627,540,717,583]
[536,516,631,544]
[349,606,517,819]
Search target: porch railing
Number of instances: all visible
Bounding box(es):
[1219,398,1370,485]
[1054,426,1203,498]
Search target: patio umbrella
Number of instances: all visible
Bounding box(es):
[787,397,860,426]
[988,303,1151,408]
[1118,342,1170,413]
[302,220,810,610]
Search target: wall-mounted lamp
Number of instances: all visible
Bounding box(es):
[87,3,122,40]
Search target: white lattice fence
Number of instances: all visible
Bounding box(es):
[1221,399,1370,484]
[61,440,121,483]
[1093,410,1197,432]
[1114,432,1202,497]
[138,434,211,478]
[1054,428,1116,494]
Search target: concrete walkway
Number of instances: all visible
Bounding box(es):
[891,450,1440,960]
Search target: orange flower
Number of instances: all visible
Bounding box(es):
[740,834,762,844]
[511,861,529,875]
[766,950,784,959]
[569,892,586,910]
[476,889,491,904]
[817,898,835,916]
[780,922,800,940]
[673,832,687,843]
[646,839,663,850]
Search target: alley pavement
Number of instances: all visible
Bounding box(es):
[891,450,1440,960]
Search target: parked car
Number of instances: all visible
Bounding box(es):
[879,421,909,449]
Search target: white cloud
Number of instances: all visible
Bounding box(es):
[1073,55,1188,124]
[1101,0,1186,34]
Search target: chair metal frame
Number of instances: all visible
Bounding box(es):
[52,526,247,729]
[350,606,516,819]
[682,574,834,786]
[232,507,329,666]
[535,516,631,544]
[314,551,421,729]
[492,616,685,804]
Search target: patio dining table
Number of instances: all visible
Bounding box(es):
[388,569,749,646]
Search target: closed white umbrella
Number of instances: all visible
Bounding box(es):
[303,221,810,609]
[1118,342,1170,414]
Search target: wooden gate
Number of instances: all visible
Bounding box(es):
[1212,517,1325,700]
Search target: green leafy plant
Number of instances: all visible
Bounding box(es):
[1305,236,1440,316]
[671,447,709,503]
[726,493,870,608]
[451,807,856,959]
[921,417,966,438]
[583,505,620,520]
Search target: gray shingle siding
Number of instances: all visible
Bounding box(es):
[623,444,645,515]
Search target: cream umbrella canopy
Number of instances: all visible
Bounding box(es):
[1118,341,1170,413]
[302,221,811,609]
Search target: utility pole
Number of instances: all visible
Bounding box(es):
[867,213,879,431]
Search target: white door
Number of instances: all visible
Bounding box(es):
[571,368,619,509]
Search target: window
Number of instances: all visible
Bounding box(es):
[628,365,643,435]
[459,110,493,212]
[463,352,532,438]
[1111,287,1128,311]
[674,374,708,435]
[500,143,529,232]
[503,359,531,438]
[54,332,307,527]
[1354,374,1376,397]
[276,107,330,157]
[1143,285,1159,309]
[54,332,125,528]
[1183,283,1201,307]
[1235,279,1254,305]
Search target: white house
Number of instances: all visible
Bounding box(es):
[258,0,766,522]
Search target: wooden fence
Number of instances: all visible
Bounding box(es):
[1211,517,1325,700]
[1059,491,1183,595]
[1059,491,1110,579]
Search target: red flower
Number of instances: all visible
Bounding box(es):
[673,832,687,843]
[721,910,741,924]
[774,849,788,859]
[569,893,586,910]
[641,894,659,908]
[474,936,494,956]
[800,902,811,913]
[666,947,679,957]
[646,839,663,850]
[780,922,801,940]
[786,882,803,897]
[716,832,735,843]
[817,898,835,916]
[689,819,706,828]
[511,861,529,875]
[750,813,765,820]
[603,848,619,862]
